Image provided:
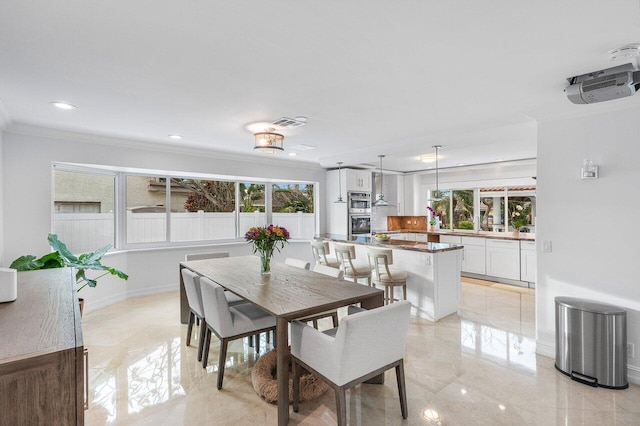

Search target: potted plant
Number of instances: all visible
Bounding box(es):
[10,234,128,315]
[427,206,438,231]
[509,203,529,236]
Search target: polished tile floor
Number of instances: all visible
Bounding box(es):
[83,280,640,425]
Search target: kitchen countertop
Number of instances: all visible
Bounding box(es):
[316,234,463,253]
[375,229,535,241]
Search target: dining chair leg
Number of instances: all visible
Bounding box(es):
[335,387,347,426]
[266,331,271,344]
[255,333,260,353]
[186,312,195,347]
[273,329,277,348]
[390,286,395,304]
[292,357,300,413]
[248,335,254,347]
[312,319,319,329]
[331,312,339,328]
[396,360,408,419]
[202,328,212,368]
[197,318,207,362]
[402,284,407,301]
[217,338,229,390]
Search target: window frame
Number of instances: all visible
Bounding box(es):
[54,163,318,252]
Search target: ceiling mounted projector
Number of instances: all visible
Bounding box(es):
[565,63,640,104]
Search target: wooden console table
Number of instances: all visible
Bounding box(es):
[0,268,85,425]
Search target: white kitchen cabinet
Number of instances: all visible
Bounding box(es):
[439,235,462,245]
[485,239,521,281]
[461,236,486,275]
[390,233,412,241]
[346,169,371,192]
[520,240,536,284]
[326,169,348,235]
[415,233,429,243]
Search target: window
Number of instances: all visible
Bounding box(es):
[53,164,318,249]
[169,178,236,242]
[239,182,266,232]
[431,189,451,229]
[53,168,115,254]
[271,183,315,239]
[452,190,474,230]
[479,186,536,232]
[126,175,167,243]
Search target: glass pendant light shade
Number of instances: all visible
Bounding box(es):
[372,154,393,207]
[334,162,346,203]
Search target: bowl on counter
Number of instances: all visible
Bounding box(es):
[373,233,390,242]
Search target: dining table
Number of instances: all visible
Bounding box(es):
[179,255,384,425]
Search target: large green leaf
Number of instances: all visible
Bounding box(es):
[48,234,78,264]
[39,252,65,269]
[9,255,42,271]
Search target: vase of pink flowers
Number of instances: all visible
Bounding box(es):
[245,225,290,274]
[427,206,438,232]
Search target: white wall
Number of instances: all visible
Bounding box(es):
[0,129,4,265]
[537,107,640,384]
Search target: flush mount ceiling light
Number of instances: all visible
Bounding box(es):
[428,145,443,202]
[50,101,77,110]
[254,128,284,154]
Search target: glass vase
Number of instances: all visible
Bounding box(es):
[259,249,273,275]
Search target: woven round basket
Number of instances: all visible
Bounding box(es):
[251,348,329,404]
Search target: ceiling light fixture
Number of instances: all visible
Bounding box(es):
[372,154,393,207]
[168,134,183,140]
[288,152,297,156]
[334,162,346,203]
[253,128,284,154]
[50,101,77,110]
[428,145,443,202]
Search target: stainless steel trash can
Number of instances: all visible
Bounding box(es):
[555,297,628,389]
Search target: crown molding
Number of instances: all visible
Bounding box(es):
[4,122,324,170]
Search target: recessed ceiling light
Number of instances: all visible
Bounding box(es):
[420,154,436,163]
[460,389,467,395]
[288,152,297,156]
[50,101,77,110]
[496,158,504,162]
[498,404,506,411]
[168,134,183,140]
[457,163,466,166]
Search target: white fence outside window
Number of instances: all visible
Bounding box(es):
[54,211,315,253]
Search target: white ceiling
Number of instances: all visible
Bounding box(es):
[1,1,639,172]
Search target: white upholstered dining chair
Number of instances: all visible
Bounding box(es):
[199,277,277,390]
[284,257,311,270]
[291,300,411,425]
[294,263,345,329]
[181,269,208,361]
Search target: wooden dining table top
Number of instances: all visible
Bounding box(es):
[181,255,383,320]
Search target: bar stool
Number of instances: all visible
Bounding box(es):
[311,241,340,268]
[367,247,407,304]
[334,243,371,286]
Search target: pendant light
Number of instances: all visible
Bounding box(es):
[428,145,443,201]
[372,154,392,207]
[334,162,346,203]
[253,128,284,153]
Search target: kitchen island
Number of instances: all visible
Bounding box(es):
[316,234,463,321]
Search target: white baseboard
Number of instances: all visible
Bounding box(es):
[628,365,640,385]
[126,283,178,299]
[84,292,127,315]
[83,283,178,315]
